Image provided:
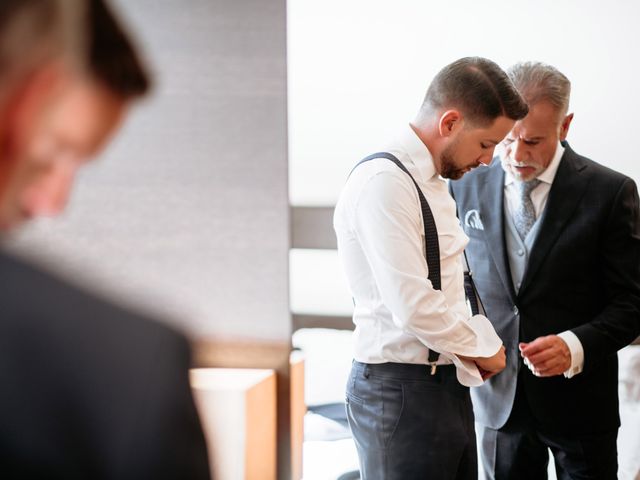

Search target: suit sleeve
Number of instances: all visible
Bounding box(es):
[572,177,640,370]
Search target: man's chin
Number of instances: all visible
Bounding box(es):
[510,165,538,181]
[445,166,477,180]
[514,173,536,182]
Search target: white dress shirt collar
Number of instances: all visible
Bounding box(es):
[504,141,565,186]
[395,124,438,183]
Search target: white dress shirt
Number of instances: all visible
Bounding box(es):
[502,142,584,378]
[334,125,502,387]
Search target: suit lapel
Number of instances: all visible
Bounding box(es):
[519,146,590,295]
[477,161,516,301]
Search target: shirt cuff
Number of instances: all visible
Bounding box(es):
[444,314,503,387]
[557,330,584,378]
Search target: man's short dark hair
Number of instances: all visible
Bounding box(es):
[423,57,528,126]
[88,0,151,98]
[0,0,150,100]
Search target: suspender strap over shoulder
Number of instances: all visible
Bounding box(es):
[351,152,441,365]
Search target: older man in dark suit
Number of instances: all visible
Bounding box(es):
[0,1,210,478]
[450,62,640,480]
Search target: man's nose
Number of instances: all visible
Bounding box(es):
[479,147,496,166]
[512,139,527,163]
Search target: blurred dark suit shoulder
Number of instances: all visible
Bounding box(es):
[0,251,210,479]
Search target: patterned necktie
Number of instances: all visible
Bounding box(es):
[513,179,541,240]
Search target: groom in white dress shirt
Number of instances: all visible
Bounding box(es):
[334,57,529,480]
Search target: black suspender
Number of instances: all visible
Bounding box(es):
[351,152,441,366]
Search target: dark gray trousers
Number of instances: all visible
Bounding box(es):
[346,361,477,480]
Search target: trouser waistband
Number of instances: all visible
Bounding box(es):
[352,360,458,381]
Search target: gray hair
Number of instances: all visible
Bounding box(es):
[508,61,571,116]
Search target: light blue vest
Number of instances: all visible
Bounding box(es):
[504,206,544,293]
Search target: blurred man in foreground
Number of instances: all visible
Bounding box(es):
[0,0,210,477]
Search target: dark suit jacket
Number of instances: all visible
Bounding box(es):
[450,144,640,435]
[0,251,211,479]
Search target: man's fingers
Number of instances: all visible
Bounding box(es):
[535,365,564,377]
[526,363,562,377]
[525,348,557,365]
[531,356,560,372]
[520,336,553,357]
[524,349,571,377]
[521,336,571,377]
[520,340,546,357]
[521,335,570,361]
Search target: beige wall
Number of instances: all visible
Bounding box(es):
[9,0,290,343]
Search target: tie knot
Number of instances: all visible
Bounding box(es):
[516,179,541,198]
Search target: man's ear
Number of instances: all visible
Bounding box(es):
[438,109,462,138]
[559,112,574,141]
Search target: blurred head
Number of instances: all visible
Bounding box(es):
[414,57,529,180]
[499,61,573,182]
[0,0,150,232]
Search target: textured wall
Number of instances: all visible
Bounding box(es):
[8,0,290,343]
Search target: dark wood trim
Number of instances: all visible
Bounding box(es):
[193,338,291,369]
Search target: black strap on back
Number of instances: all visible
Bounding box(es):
[462,250,485,316]
[351,152,441,364]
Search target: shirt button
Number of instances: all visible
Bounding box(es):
[516,282,521,289]
[517,249,524,256]
[513,305,519,316]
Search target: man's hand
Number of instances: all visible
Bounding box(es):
[519,335,571,377]
[460,345,506,381]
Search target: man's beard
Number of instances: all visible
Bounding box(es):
[439,141,466,180]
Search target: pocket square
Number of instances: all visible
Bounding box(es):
[464,209,484,231]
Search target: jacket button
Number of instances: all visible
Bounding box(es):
[513,305,519,316]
